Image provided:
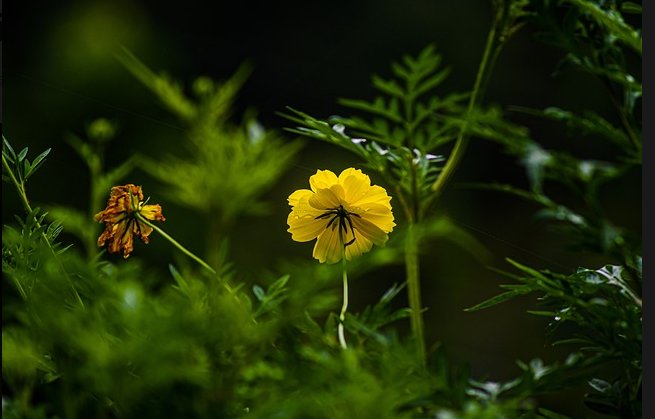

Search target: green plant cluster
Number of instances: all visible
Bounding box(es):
[3,0,641,418]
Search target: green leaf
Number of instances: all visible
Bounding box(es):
[268,274,290,294]
[465,287,531,311]
[371,75,405,98]
[168,264,192,297]
[17,147,29,162]
[621,2,642,14]
[3,136,18,162]
[513,106,634,151]
[588,378,613,394]
[537,408,576,419]
[252,285,266,301]
[116,46,198,121]
[338,97,403,124]
[414,68,450,98]
[24,148,52,182]
[505,258,549,280]
[30,148,52,172]
[564,0,642,55]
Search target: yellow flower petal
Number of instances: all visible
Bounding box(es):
[287,212,327,242]
[349,185,392,209]
[309,186,344,210]
[338,167,367,183]
[341,171,370,202]
[351,215,389,247]
[288,189,313,206]
[357,202,396,233]
[345,229,374,260]
[313,228,343,264]
[309,169,339,191]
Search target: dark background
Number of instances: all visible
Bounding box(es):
[3,1,642,417]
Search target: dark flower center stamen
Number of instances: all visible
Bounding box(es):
[315,205,360,247]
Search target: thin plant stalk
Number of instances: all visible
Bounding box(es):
[338,233,349,350]
[135,213,235,295]
[405,220,425,362]
[405,5,510,363]
[430,4,507,197]
[2,154,31,216]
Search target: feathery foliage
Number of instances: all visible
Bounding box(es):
[3,0,641,418]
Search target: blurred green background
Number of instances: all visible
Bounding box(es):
[3,1,641,416]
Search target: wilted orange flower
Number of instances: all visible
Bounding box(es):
[287,168,395,264]
[95,184,165,258]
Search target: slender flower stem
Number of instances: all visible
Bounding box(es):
[430,6,504,197]
[338,234,349,350]
[405,221,425,363]
[135,213,235,294]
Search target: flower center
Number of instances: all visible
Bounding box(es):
[315,205,360,246]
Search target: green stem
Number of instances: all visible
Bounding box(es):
[3,153,31,215]
[3,154,85,309]
[136,213,235,294]
[414,8,507,360]
[405,221,425,362]
[338,234,349,350]
[429,7,504,197]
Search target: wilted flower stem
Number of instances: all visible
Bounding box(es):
[135,213,234,294]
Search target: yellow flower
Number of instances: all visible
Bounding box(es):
[287,168,395,263]
[95,184,166,258]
